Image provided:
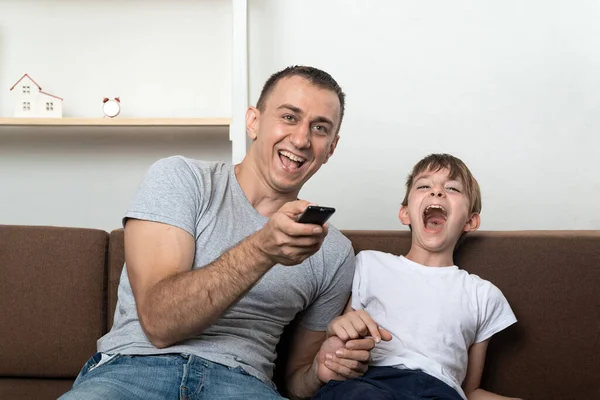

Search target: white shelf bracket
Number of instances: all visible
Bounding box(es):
[231,0,248,164]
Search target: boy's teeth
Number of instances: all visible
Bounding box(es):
[425,205,446,215]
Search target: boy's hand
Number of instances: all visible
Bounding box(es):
[327,310,393,343]
[314,335,372,383]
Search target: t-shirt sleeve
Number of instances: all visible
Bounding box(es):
[298,244,356,331]
[475,282,518,343]
[351,251,366,311]
[123,156,201,237]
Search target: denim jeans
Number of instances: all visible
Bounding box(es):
[312,366,463,400]
[59,352,286,400]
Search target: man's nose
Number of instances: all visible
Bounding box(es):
[289,126,311,149]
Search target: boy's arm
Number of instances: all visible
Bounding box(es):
[318,299,393,376]
[327,299,392,343]
[463,340,522,400]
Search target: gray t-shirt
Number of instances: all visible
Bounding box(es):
[97,156,355,384]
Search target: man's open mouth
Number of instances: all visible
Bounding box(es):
[278,150,306,170]
[423,204,447,232]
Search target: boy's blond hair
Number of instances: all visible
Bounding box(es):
[401,154,482,215]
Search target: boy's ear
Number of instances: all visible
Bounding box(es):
[463,213,481,233]
[399,205,411,226]
[245,106,260,140]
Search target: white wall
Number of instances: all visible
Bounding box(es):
[0,128,230,231]
[0,0,232,231]
[2,1,599,232]
[0,0,232,118]
[249,0,600,230]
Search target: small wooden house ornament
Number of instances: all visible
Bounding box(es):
[9,73,63,118]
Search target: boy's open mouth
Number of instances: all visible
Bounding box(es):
[279,150,306,170]
[423,204,447,232]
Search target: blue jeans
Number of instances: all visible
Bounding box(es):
[59,352,286,400]
[312,366,463,400]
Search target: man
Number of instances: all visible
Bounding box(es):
[60,66,374,400]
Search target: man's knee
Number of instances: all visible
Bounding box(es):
[58,381,125,400]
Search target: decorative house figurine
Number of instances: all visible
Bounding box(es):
[9,73,63,118]
[102,97,121,118]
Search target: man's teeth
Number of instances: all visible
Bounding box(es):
[279,150,305,163]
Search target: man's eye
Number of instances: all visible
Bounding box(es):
[313,125,328,134]
[283,115,296,122]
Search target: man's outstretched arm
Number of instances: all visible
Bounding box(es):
[126,200,327,348]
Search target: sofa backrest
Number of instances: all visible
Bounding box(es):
[4,225,597,400]
[106,228,600,399]
[343,230,600,400]
[0,225,108,379]
[107,229,125,330]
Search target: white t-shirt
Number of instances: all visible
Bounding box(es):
[351,251,517,399]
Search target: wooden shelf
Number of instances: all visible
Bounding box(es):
[0,118,231,127]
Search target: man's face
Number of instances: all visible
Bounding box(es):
[246,75,341,195]
[399,167,479,253]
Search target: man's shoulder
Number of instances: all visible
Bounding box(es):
[317,225,355,272]
[151,155,230,175]
[322,224,353,255]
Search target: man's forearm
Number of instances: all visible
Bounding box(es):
[287,360,323,400]
[139,232,274,348]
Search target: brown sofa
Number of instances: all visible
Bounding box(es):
[1,225,599,399]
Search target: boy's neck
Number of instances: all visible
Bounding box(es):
[404,245,455,268]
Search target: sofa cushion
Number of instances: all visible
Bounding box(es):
[453,230,600,400]
[107,229,126,329]
[0,378,74,400]
[0,225,108,378]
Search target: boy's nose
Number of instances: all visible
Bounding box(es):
[430,190,445,198]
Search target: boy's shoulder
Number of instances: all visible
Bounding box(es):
[356,249,398,257]
[457,268,507,298]
[356,249,400,263]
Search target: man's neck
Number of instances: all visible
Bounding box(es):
[234,161,298,218]
[404,245,455,268]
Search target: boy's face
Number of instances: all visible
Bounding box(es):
[399,167,480,254]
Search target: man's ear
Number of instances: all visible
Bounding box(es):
[463,213,481,233]
[323,135,340,164]
[399,205,411,226]
[245,106,260,140]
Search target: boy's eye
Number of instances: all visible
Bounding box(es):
[417,185,430,190]
[447,187,461,193]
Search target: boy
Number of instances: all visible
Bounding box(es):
[314,154,520,400]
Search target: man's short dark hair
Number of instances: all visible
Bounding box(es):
[256,66,346,133]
